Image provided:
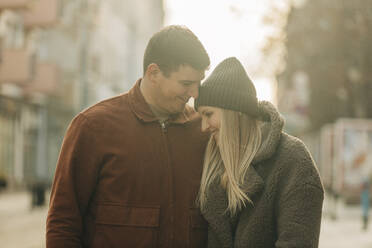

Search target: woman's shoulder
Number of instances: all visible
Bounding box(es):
[277,132,311,161]
[271,132,323,188]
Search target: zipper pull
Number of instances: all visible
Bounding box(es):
[160,121,168,132]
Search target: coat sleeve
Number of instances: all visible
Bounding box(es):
[275,182,324,248]
[275,137,324,248]
[46,114,102,248]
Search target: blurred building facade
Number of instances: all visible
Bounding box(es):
[276,0,372,203]
[0,0,164,189]
[277,0,372,135]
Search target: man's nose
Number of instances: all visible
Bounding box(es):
[188,83,199,99]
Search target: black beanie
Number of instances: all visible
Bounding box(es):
[195,57,259,117]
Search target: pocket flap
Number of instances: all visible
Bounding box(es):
[95,204,160,227]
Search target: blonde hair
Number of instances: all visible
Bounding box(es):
[198,109,262,215]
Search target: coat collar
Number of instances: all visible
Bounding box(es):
[253,101,284,164]
[128,79,198,124]
[241,165,265,198]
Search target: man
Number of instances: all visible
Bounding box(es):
[46,25,210,248]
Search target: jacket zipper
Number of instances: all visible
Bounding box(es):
[159,120,174,245]
[160,121,168,133]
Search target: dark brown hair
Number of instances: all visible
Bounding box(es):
[143,25,210,76]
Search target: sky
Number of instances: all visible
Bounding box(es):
[164,0,281,103]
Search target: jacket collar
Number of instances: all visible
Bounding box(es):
[128,79,197,124]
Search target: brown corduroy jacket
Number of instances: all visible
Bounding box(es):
[46,80,209,248]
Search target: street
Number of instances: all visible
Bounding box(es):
[320,195,372,248]
[0,191,371,248]
[0,191,47,248]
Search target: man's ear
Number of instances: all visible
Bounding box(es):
[145,63,161,83]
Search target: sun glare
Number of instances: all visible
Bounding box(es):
[164,0,275,103]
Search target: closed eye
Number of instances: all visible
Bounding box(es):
[203,111,213,117]
[179,80,197,86]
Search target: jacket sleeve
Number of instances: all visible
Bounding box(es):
[275,182,324,248]
[46,114,102,248]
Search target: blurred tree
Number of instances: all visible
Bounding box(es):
[263,0,372,133]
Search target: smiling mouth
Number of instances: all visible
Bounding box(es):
[177,97,189,104]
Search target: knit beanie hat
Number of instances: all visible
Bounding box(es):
[195,57,259,117]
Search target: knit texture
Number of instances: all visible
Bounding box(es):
[195,57,259,117]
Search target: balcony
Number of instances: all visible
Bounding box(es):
[22,0,59,28]
[0,49,34,84]
[24,63,59,95]
[0,0,30,9]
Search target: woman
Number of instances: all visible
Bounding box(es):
[195,57,324,247]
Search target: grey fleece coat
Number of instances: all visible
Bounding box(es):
[201,101,324,248]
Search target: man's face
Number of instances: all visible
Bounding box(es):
[152,64,205,114]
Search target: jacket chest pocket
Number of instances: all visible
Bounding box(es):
[189,207,208,248]
[92,204,160,248]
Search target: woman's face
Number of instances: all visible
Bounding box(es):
[198,106,222,143]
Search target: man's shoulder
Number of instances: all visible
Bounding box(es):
[81,93,130,119]
[70,93,131,131]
